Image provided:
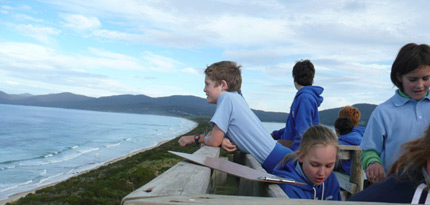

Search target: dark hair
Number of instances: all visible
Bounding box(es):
[292,59,315,86]
[334,117,354,135]
[204,61,242,93]
[390,43,430,91]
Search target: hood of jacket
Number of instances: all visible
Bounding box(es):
[274,160,325,199]
[295,86,324,107]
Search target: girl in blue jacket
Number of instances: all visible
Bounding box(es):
[273,125,341,200]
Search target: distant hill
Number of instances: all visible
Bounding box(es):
[0,91,376,124]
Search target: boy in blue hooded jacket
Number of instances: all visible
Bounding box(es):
[273,125,341,200]
[271,60,323,151]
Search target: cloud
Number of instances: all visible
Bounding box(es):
[13,14,44,22]
[91,29,143,41]
[141,51,182,72]
[3,0,430,112]
[14,24,61,44]
[60,14,101,31]
[181,67,199,75]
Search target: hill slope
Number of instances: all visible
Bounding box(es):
[0,91,376,124]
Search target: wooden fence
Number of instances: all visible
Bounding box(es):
[122,145,399,205]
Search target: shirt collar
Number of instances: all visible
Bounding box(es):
[392,89,430,106]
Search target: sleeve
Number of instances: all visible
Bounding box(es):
[360,108,386,156]
[210,94,233,133]
[361,150,382,170]
[272,127,285,140]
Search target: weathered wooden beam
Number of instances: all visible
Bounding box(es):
[121,146,220,205]
[121,194,398,204]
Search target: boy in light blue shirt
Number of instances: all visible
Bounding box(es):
[178,61,289,173]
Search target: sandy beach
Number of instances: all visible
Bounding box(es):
[0,137,177,205]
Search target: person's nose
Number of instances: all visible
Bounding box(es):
[317,167,325,176]
[416,79,424,89]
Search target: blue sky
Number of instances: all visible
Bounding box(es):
[1,0,429,112]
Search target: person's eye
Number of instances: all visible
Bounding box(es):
[311,163,319,167]
[326,164,334,168]
[423,76,430,81]
[408,78,417,82]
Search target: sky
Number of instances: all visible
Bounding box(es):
[1,0,429,113]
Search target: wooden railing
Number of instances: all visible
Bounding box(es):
[121,145,397,205]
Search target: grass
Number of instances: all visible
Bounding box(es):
[8,116,214,205]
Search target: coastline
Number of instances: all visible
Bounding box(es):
[1,123,198,205]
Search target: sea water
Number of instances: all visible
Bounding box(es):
[0,104,287,201]
[0,104,197,201]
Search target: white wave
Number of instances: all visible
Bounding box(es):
[0,180,33,193]
[0,165,16,170]
[44,154,53,158]
[48,147,99,164]
[104,143,120,148]
[70,145,79,149]
[38,173,64,184]
[79,147,99,154]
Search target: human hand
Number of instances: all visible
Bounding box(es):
[178,135,194,147]
[221,138,237,152]
[366,162,386,183]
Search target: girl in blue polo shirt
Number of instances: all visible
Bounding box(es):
[361,43,430,184]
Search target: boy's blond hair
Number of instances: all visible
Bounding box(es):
[204,61,242,94]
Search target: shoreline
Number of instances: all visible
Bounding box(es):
[0,124,196,205]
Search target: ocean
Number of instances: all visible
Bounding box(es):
[0,104,198,201]
[0,104,285,201]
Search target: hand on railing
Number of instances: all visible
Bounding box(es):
[221,138,237,152]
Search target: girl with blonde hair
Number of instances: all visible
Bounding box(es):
[273,125,341,200]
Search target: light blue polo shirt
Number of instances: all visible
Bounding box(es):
[211,91,276,164]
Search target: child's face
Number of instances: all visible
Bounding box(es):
[204,76,224,104]
[397,65,430,100]
[299,144,337,186]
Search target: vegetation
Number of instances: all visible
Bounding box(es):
[8,116,212,205]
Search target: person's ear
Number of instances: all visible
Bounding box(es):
[220,80,228,91]
[297,151,303,162]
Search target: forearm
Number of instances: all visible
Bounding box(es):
[361,149,382,170]
[204,124,224,147]
[203,131,222,146]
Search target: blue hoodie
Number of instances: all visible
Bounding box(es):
[272,86,324,151]
[338,126,365,174]
[273,159,341,200]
